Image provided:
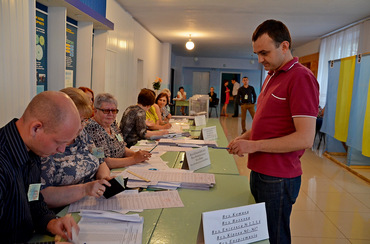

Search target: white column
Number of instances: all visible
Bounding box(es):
[91,29,108,94]
[48,7,66,91]
[76,21,93,88]
[161,43,172,89]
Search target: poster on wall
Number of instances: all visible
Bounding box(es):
[66,19,77,87]
[36,6,48,93]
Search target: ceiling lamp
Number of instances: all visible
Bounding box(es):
[185,34,194,50]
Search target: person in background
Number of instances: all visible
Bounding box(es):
[40,88,111,210]
[161,88,173,115]
[208,86,218,107]
[236,76,257,134]
[0,91,80,243]
[176,86,187,115]
[228,19,319,244]
[221,80,230,117]
[120,89,169,148]
[79,86,95,116]
[155,92,172,123]
[231,79,240,117]
[85,93,151,169]
[146,90,172,130]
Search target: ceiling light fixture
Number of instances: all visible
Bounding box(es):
[185,34,194,50]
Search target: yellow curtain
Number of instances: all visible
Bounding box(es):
[362,82,370,157]
[334,56,356,142]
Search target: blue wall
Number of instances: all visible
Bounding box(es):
[180,67,261,100]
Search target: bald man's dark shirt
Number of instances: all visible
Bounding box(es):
[0,119,56,243]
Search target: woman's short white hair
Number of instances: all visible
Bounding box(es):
[94,93,118,108]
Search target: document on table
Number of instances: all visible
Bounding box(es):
[120,168,215,185]
[68,190,184,212]
[126,155,170,170]
[78,215,143,244]
[119,168,215,190]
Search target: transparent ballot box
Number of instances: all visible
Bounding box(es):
[189,94,209,118]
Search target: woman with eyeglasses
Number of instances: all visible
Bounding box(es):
[85,93,151,169]
[40,87,111,210]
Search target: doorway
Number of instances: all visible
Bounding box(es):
[192,71,210,95]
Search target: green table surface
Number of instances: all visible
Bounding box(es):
[147,174,269,244]
[180,118,239,175]
[175,100,189,107]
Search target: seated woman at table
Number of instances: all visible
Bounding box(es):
[176,86,187,115]
[40,87,111,209]
[155,92,172,123]
[145,90,171,130]
[146,104,172,130]
[120,88,169,148]
[161,88,172,113]
[85,93,152,169]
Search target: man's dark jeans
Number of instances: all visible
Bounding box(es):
[250,171,301,244]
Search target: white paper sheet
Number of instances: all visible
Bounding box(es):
[68,190,184,212]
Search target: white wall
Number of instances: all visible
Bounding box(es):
[293,38,321,57]
[104,0,168,121]
[0,0,35,126]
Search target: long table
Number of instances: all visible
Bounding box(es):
[30,118,269,243]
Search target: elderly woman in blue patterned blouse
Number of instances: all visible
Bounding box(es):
[85,93,151,169]
[40,87,111,209]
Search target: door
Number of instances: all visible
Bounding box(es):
[192,72,210,95]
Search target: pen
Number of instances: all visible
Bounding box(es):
[211,146,230,149]
[55,213,72,242]
[149,144,158,153]
[126,170,151,182]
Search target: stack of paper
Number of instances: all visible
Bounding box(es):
[78,210,143,244]
[120,168,216,190]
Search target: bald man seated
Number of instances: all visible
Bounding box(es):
[0,91,81,243]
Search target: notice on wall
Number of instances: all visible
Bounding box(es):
[36,9,48,93]
[66,22,77,87]
[201,203,269,244]
[65,70,73,88]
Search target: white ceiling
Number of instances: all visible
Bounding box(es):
[116,0,370,59]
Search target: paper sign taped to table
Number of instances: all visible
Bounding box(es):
[182,146,211,171]
[200,126,218,140]
[194,115,206,126]
[200,203,269,244]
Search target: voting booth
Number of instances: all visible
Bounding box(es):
[189,94,209,118]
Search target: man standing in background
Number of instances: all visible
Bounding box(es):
[236,76,256,133]
[231,79,240,117]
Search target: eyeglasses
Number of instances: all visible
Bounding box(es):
[96,108,119,114]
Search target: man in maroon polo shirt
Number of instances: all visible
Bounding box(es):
[228,20,319,244]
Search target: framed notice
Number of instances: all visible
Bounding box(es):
[36,6,48,93]
[66,19,77,87]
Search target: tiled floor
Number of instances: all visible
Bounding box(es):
[218,114,370,243]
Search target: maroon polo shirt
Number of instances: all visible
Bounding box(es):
[248,57,319,178]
